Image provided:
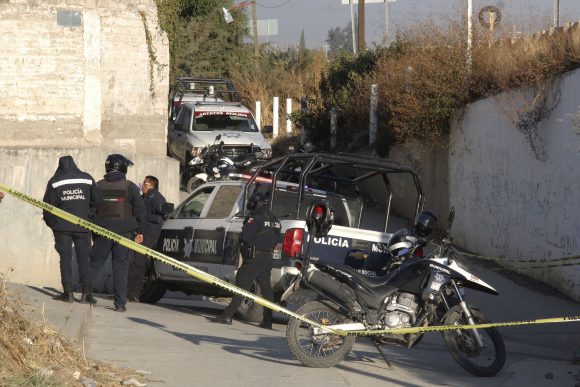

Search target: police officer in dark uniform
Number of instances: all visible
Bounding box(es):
[127,175,169,302]
[43,155,102,303]
[86,154,146,312]
[211,190,281,329]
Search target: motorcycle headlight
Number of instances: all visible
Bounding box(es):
[191,147,203,158]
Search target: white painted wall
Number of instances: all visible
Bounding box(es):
[450,69,580,301]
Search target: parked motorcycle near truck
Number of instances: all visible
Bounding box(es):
[284,203,506,377]
[180,134,267,193]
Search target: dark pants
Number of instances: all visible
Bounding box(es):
[223,251,274,323]
[90,233,132,309]
[127,231,159,299]
[53,231,91,292]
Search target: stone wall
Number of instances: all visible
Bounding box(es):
[0,0,177,289]
[0,0,169,155]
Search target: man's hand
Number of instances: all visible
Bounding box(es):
[135,233,144,244]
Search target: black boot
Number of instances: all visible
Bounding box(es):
[80,290,97,305]
[259,309,273,329]
[53,291,74,303]
[211,314,232,325]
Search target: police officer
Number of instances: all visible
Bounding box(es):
[211,190,281,329]
[86,154,146,312]
[127,175,169,302]
[43,155,102,303]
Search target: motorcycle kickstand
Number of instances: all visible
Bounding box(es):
[372,340,394,370]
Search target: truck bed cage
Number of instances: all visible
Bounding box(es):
[243,153,424,232]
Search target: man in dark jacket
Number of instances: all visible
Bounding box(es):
[87,154,146,312]
[211,190,281,329]
[43,155,102,303]
[127,175,169,302]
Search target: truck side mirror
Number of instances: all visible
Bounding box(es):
[261,125,273,134]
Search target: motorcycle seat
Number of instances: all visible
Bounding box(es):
[232,153,256,167]
[317,263,392,288]
[317,263,398,310]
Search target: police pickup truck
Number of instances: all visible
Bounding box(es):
[141,153,424,322]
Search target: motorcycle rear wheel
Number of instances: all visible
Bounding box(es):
[286,301,355,368]
[442,305,505,377]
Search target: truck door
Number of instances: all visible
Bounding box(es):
[190,184,243,279]
[155,185,215,278]
[168,106,191,163]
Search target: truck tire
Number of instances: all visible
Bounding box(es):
[236,281,264,322]
[139,263,167,304]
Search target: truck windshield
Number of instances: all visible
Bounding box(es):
[193,113,258,132]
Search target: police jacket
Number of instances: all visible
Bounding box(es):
[240,203,281,251]
[43,156,102,233]
[142,188,168,235]
[93,171,146,234]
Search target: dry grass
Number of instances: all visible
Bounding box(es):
[229,15,580,151]
[0,276,146,386]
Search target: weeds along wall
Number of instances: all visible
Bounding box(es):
[449,68,580,302]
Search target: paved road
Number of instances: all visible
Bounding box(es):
[79,255,580,387]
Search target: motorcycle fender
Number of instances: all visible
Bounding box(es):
[195,173,208,181]
[313,322,366,334]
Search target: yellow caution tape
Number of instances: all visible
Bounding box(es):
[1,183,579,337]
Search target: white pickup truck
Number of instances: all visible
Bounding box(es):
[140,153,424,322]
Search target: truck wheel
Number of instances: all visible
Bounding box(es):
[139,263,167,304]
[236,281,264,322]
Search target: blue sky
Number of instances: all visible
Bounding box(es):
[251,0,580,49]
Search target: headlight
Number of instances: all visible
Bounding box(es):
[191,147,203,158]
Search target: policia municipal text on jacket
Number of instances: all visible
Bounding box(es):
[212,190,281,329]
[86,154,146,312]
[43,155,102,303]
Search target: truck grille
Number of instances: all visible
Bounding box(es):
[223,146,260,159]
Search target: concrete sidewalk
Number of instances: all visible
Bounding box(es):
[8,269,580,387]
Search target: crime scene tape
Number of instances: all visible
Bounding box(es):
[1,182,579,337]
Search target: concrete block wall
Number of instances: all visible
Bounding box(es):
[0,148,180,289]
[0,0,169,155]
[0,0,176,289]
[450,69,580,302]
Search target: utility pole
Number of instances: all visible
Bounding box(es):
[358,0,366,52]
[385,0,390,47]
[553,0,560,29]
[467,0,472,72]
[252,0,259,56]
[349,0,357,54]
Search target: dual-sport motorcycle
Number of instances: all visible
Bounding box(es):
[181,135,267,193]
[284,202,506,377]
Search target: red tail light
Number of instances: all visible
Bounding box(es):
[283,228,304,257]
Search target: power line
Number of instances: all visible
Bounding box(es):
[256,0,292,9]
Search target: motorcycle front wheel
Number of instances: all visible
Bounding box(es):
[442,305,506,377]
[286,301,355,368]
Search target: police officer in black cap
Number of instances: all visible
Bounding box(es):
[43,155,102,303]
[211,190,281,328]
[86,154,146,312]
